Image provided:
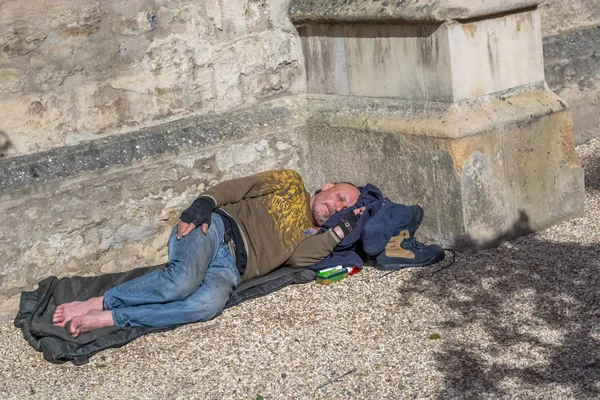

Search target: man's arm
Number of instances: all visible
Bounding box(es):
[178,170,302,239]
[286,208,364,267]
[285,230,341,267]
[202,169,302,206]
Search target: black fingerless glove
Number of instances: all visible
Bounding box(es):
[336,209,359,238]
[180,197,216,228]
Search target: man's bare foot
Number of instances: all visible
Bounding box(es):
[70,310,115,337]
[52,296,104,327]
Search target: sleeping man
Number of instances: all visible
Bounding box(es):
[52,169,366,336]
[53,169,441,336]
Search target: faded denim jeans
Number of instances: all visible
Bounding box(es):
[103,213,241,327]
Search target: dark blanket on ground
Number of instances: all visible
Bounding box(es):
[14,265,316,365]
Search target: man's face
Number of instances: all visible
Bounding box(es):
[310,183,360,226]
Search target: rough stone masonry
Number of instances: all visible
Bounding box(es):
[0,0,594,320]
[0,0,305,156]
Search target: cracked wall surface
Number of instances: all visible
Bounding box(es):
[0,0,305,157]
[540,0,600,36]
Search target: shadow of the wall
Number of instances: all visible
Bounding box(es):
[452,210,534,251]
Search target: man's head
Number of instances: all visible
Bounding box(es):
[310,182,360,226]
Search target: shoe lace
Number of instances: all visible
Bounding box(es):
[404,237,426,249]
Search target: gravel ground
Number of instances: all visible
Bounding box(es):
[1,139,599,399]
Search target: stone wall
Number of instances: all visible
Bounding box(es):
[0,0,305,157]
[0,0,591,321]
[2,0,598,155]
[544,27,600,145]
[540,0,600,144]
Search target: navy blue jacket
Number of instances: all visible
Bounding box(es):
[310,184,386,270]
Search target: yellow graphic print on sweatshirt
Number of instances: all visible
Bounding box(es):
[265,170,311,249]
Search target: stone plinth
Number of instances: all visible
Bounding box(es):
[301,87,584,246]
[291,0,585,245]
[300,10,544,102]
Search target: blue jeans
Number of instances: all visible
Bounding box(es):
[103,214,241,327]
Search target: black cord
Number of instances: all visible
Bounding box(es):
[379,269,399,278]
[432,249,456,274]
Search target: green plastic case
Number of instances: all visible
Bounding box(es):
[315,270,348,285]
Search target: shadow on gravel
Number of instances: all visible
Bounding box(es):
[397,217,600,398]
[582,151,600,192]
[394,147,600,398]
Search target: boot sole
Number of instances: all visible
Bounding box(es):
[375,252,445,270]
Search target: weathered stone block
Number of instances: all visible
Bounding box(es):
[302,86,585,245]
[300,10,544,102]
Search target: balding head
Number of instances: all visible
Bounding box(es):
[309,182,360,226]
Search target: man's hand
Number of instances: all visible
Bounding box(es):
[177,221,211,239]
[178,197,215,239]
[333,206,365,240]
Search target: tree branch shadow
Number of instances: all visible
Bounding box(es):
[397,216,600,398]
[392,139,600,398]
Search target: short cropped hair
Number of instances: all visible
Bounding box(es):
[334,181,358,189]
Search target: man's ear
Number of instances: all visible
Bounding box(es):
[321,182,335,191]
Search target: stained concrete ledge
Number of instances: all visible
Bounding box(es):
[289,0,541,23]
[544,25,600,144]
[0,103,299,195]
[304,82,564,140]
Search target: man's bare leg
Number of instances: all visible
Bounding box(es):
[70,310,115,337]
[52,296,104,327]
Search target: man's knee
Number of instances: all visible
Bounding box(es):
[187,277,235,322]
[154,265,200,300]
[179,296,226,323]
